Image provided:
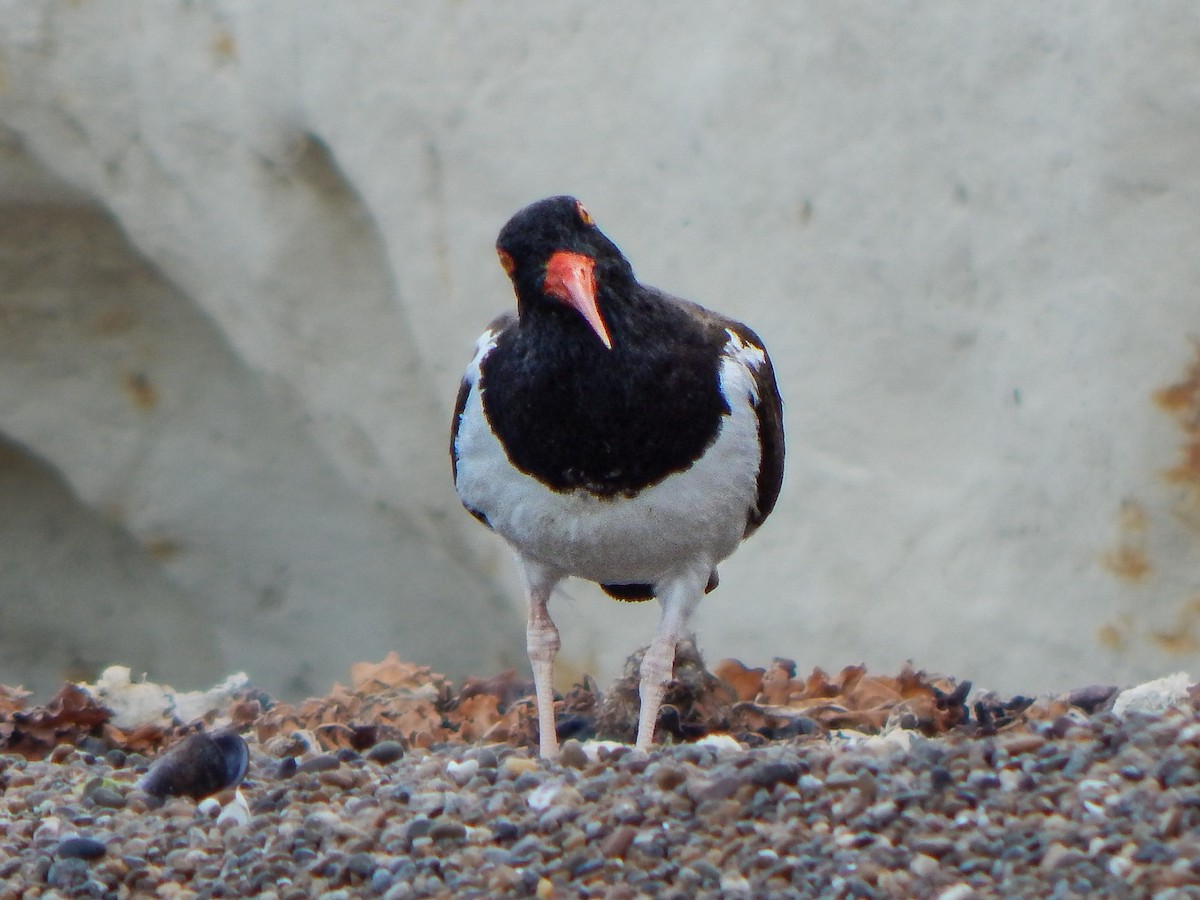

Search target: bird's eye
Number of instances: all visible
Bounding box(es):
[575,201,594,226]
[497,249,516,276]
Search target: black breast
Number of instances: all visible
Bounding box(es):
[481,297,730,498]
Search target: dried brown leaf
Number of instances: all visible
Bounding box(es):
[714,658,764,702]
[393,702,448,749]
[1,684,111,758]
[761,659,798,705]
[351,652,441,692]
[458,670,533,709]
[453,694,503,743]
[0,684,30,716]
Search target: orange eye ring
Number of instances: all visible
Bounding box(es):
[497,248,516,276]
[575,201,594,226]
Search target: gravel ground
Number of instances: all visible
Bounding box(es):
[3,695,1200,899]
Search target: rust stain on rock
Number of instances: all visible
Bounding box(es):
[144,538,183,562]
[1096,617,1130,653]
[213,27,237,62]
[1155,341,1200,503]
[92,308,139,336]
[1101,498,1151,582]
[1151,596,1200,656]
[123,372,158,411]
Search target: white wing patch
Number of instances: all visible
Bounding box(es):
[468,328,502,374]
[722,328,766,405]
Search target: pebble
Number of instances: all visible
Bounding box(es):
[558,740,589,770]
[297,754,341,774]
[89,786,127,809]
[446,758,479,785]
[937,885,975,900]
[428,821,467,843]
[56,836,107,860]
[911,853,940,877]
[0,697,1197,896]
[366,741,405,765]
[46,856,90,888]
[501,755,539,778]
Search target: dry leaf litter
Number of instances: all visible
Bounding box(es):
[1,646,1199,898]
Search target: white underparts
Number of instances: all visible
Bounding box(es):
[453,330,766,587]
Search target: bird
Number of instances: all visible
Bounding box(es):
[450,196,784,757]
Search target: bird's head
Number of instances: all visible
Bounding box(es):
[495,196,632,350]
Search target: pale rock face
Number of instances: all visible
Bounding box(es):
[0,3,1198,699]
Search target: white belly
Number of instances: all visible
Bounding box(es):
[454,343,763,585]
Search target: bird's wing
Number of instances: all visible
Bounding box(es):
[450,311,517,487]
[657,293,785,534]
[739,326,785,532]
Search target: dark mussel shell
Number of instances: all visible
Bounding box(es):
[137,731,249,800]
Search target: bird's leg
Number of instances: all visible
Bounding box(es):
[635,566,709,751]
[517,557,563,759]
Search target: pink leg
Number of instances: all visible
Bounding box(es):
[635,566,709,751]
[517,557,563,759]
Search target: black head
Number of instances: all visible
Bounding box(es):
[495,196,634,349]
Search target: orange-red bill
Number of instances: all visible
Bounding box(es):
[542,250,612,350]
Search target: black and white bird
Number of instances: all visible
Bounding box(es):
[451,196,784,757]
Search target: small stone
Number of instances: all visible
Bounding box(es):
[33,817,61,843]
[910,854,940,877]
[528,780,570,811]
[447,759,480,785]
[1068,684,1118,712]
[366,741,405,765]
[502,756,540,778]
[297,754,341,774]
[318,768,358,790]
[749,760,802,789]
[490,820,520,842]
[693,734,743,755]
[429,821,467,843]
[824,770,862,790]
[929,766,954,791]
[46,857,90,889]
[997,733,1045,755]
[1039,842,1084,871]
[936,885,975,900]
[1108,855,1134,879]
[346,853,376,879]
[557,740,588,770]
[363,867,393,895]
[474,747,500,768]
[1158,805,1184,838]
[599,825,637,859]
[912,838,954,859]
[579,740,625,763]
[690,775,741,803]
[89,787,126,809]
[56,836,106,860]
[1132,841,1176,864]
[653,765,687,791]
[216,790,251,827]
[404,817,434,845]
[719,873,752,896]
